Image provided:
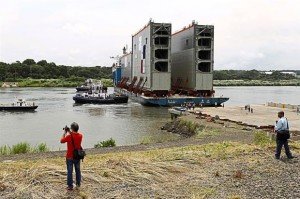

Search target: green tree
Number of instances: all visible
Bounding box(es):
[22,59,36,65]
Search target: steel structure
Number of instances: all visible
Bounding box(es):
[171,22,214,94]
[131,21,172,95]
[120,52,132,81]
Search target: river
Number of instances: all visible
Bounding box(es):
[0,86,299,149]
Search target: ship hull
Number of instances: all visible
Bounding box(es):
[73,96,128,104]
[115,88,229,107]
[0,106,38,111]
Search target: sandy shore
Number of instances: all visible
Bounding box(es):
[199,105,300,131]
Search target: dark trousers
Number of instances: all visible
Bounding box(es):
[66,159,81,188]
[275,139,292,158]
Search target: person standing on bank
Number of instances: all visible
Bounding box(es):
[60,122,83,190]
[274,111,295,159]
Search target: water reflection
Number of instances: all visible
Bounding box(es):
[86,108,107,117]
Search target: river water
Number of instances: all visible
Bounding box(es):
[0,86,299,149]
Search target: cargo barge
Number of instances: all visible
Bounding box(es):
[112,20,229,107]
[115,87,228,107]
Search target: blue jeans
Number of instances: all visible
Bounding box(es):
[66,159,81,188]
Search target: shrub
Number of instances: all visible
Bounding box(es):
[0,145,10,155]
[36,143,49,152]
[11,142,31,154]
[254,131,272,146]
[101,78,113,87]
[94,138,116,148]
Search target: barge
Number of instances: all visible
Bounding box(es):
[0,99,38,111]
[115,87,228,107]
[112,20,229,107]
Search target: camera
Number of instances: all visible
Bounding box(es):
[63,126,70,132]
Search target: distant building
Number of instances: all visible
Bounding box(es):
[262,71,297,77]
[262,71,273,75]
[280,72,297,77]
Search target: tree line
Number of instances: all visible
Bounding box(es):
[0,59,297,82]
[213,70,298,80]
[0,59,112,81]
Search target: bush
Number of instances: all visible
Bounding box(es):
[94,138,116,148]
[101,78,113,87]
[36,143,49,152]
[11,142,31,154]
[0,145,10,155]
[254,131,272,146]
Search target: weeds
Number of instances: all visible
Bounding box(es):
[179,119,200,134]
[36,143,49,152]
[254,131,272,146]
[94,138,116,148]
[11,142,31,154]
[196,128,220,139]
[0,142,49,155]
[0,145,10,156]
[140,133,179,145]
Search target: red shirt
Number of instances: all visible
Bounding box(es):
[60,132,83,159]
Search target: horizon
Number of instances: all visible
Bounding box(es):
[1,0,300,70]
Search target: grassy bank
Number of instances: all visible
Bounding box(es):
[214,79,300,86]
[0,142,49,155]
[1,141,300,198]
[1,78,113,88]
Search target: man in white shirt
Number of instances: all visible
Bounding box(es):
[274,111,294,159]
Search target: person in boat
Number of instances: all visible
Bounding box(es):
[274,111,295,159]
[60,122,83,190]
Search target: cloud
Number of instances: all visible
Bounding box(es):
[0,0,299,69]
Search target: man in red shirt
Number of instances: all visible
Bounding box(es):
[60,122,83,190]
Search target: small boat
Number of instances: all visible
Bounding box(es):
[168,107,187,116]
[0,99,38,111]
[76,79,104,92]
[76,86,91,92]
[73,93,128,104]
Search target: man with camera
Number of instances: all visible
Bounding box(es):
[274,111,295,160]
[60,122,84,190]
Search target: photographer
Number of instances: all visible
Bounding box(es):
[274,111,295,160]
[60,122,83,190]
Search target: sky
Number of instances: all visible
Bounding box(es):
[0,0,299,70]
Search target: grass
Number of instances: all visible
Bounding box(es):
[0,142,268,198]
[94,138,116,148]
[178,119,200,134]
[253,131,273,147]
[0,142,49,155]
[190,187,216,199]
[11,142,31,154]
[140,133,180,145]
[35,143,49,153]
[196,126,221,139]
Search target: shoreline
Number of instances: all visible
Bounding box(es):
[1,79,299,88]
[1,78,114,88]
[1,111,300,198]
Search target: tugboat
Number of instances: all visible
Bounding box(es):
[76,79,104,92]
[73,93,128,104]
[0,99,38,111]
